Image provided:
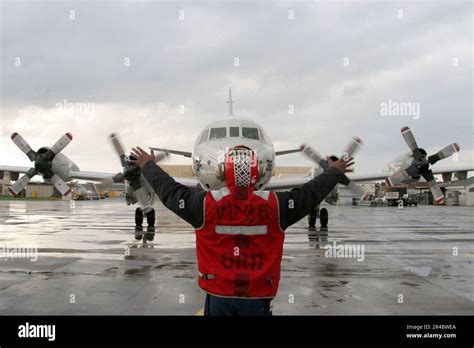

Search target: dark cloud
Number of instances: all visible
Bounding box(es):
[0,1,472,172]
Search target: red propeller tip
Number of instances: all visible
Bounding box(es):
[11,132,18,140]
[64,188,72,196]
[453,143,460,152]
[299,144,306,150]
[7,187,17,196]
[65,133,73,140]
[435,197,445,205]
[401,126,410,133]
[385,177,393,187]
[353,136,363,145]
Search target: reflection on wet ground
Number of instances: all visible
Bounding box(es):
[0,198,473,314]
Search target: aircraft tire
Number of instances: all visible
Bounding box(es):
[135,208,144,226]
[308,205,318,228]
[320,208,329,228]
[146,209,155,227]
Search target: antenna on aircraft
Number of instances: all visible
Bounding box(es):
[226,87,234,116]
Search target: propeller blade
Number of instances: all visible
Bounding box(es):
[8,168,37,196]
[341,136,363,160]
[346,181,370,201]
[11,133,37,161]
[428,143,460,165]
[101,172,127,186]
[50,133,73,154]
[110,133,127,167]
[153,150,169,162]
[386,169,410,187]
[422,170,444,204]
[112,173,125,183]
[50,174,72,196]
[101,178,113,186]
[301,145,328,169]
[386,163,420,187]
[401,126,422,157]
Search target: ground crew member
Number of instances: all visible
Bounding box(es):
[131,145,353,316]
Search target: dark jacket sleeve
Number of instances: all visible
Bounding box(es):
[142,160,206,228]
[275,167,345,231]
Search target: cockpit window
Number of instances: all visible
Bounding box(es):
[209,127,227,140]
[230,127,239,137]
[199,129,209,144]
[259,128,266,143]
[242,127,259,140]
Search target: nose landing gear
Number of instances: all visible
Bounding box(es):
[308,206,329,229]
[319,208,328,228]
[308,206,329,244]
[135,208,156,242]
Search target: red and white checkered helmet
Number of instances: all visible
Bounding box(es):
[224,145,259,189]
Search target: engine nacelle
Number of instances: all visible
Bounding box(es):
[402,176,420,184]
[386,151,423,184]
[36,147,80,182]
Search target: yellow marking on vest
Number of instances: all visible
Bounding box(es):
[195,307,204,316]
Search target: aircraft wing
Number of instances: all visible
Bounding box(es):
[348,164,474,182]
[1,166,200,188]
[431,164,474,176]
[70,171,200,188]
[265,172,387,190]
[68,171,117,181]
[149,147,192,158]
[265,176,312,190]
[64,163,474,187]
[275,148,302,156]
[0,166,118,181]
[148,147,302,158]
[265,163,474,190]
[0,165,31,174]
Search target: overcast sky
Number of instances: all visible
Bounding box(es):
[1,0,472,176]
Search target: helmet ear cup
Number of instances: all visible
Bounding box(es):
[258,163,266,180]
[215,162,226,181]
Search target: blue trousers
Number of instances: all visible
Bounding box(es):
[204,293,273,316]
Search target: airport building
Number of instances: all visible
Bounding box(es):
[25,182,56,198]
[159,165,195,178]
[0,180,61,198]
[444,177,474,206]
[381,178,474,206]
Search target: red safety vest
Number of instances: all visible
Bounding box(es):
[195,187,285,298]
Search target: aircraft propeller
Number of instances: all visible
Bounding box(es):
[301,137,369,201]
[385,126,460,204]
[105,133,168,206]
[8,133,73,196]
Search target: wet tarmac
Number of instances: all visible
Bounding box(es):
[0,198,473,315]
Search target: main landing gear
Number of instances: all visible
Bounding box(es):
[135,208,156,242]
[308,206,329,229]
